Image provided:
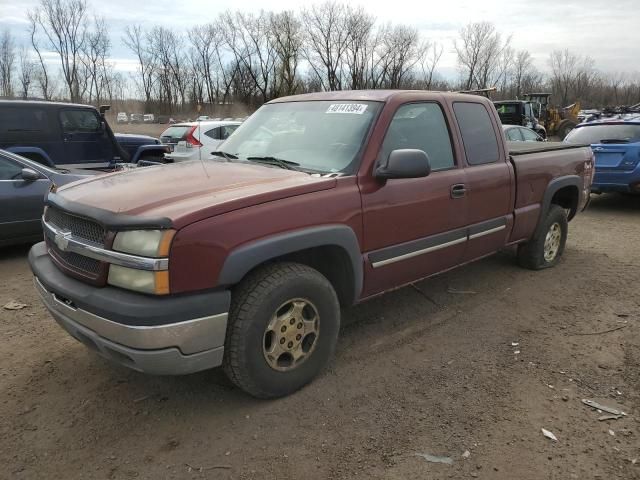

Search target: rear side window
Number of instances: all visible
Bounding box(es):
[505,128,523,141]
[0,155,23,180]
[60,109,100,133]
[0,107,48,133]
[453,102,500,165]
[521,128,540,142]
[220,125,238,140]
[380,103,455,171]
[204,125,239,141]
[203,127,220,140]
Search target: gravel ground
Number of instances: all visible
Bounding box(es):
[1,193,639,480]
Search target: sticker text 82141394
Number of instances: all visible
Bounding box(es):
[325,104,368,115]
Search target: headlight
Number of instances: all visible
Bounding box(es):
[108,265,170,295]
[113,229,175,257]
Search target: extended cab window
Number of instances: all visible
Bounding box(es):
[380,103,455,171]
[60,110,101,133]
[453,102,500,165]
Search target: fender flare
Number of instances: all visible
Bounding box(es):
[5,146,55,167]
[131,144,167,164]
[218,225,363,303]
[539,175,582,225]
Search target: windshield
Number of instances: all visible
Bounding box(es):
[565,124,640,144]
[218,101,382,173]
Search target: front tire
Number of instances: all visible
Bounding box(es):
[223,262,340,398]
[517,205,568,270]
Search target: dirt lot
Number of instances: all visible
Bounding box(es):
[113,123,171,139]
[1,194,639,480]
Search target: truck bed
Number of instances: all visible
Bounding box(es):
[507,141,587,156]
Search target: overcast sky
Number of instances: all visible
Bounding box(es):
[1,0,638,79]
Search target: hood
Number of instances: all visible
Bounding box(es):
[114,133,158,144]
[55,160,336,228]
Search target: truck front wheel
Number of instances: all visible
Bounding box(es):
[223,262,340,398]
[517,205,568,270]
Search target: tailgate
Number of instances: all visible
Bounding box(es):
[592,143,640,170]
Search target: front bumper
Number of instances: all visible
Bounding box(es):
[29,242,231,375]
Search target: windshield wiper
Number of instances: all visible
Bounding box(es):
[600,138,630,144]
[211,151,238,160]
[246,156,301,171]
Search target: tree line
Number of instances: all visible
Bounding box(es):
[0,0,639,113]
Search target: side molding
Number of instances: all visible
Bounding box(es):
[218,225,363,302]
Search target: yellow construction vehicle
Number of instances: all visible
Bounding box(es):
[524,93,580,140]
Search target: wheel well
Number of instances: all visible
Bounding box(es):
[551,185,579,220]
[246,245,356,307]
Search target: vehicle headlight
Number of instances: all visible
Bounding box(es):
[113,229,175,257]
[108,265,170,295]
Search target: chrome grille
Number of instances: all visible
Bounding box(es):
[45,207,105,246]
[50,244,101,275]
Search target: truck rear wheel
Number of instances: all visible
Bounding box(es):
[517,205,568,270]
[223,262,340,398]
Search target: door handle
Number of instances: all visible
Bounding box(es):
[450,183,467,199]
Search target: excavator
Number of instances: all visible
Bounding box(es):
[493,93,580,140]
[523,93,580,140]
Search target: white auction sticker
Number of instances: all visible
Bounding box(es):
[326,103,368,114]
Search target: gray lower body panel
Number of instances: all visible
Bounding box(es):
[49,302,224,375]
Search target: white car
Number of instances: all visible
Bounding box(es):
[160,121,242,162]
[116,112,128,123]
[143,114,155,124]
[196,115,210,121]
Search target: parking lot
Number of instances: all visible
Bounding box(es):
[1,193,638,479]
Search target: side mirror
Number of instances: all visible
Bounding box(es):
[375,149,431,180]
[99,105,111,116]
[21,168,41,182]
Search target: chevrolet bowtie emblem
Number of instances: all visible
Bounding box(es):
[54,230,72,251]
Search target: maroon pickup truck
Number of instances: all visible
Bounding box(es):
[29,90,593,398]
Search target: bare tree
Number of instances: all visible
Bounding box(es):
[189,23,221,104]
[455,22,511,90]
[29,0,88,102]
[123,25,155,106]
[17,46,36,98]
[81,17,110,103]
[549,49,595,106]
[301,2,350,91]
[224,11,278,104]
[378,24,425,88]
[148,26,189,107]
[0,29,16,97]
[27,12,52,100]
[342,7,376,90]
[419,42,443,90]
[270,11,303,96]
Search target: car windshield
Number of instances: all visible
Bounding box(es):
[217,101,382,174]
[565,124,640,144]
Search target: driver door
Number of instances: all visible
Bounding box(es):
[360,102,468,297]
[0,155,50,243]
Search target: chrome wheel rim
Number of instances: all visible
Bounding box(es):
[263,298,320,372]
[543,222,562,262]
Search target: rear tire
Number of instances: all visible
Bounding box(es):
[223,262,340,398]
[517,205,568,270]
